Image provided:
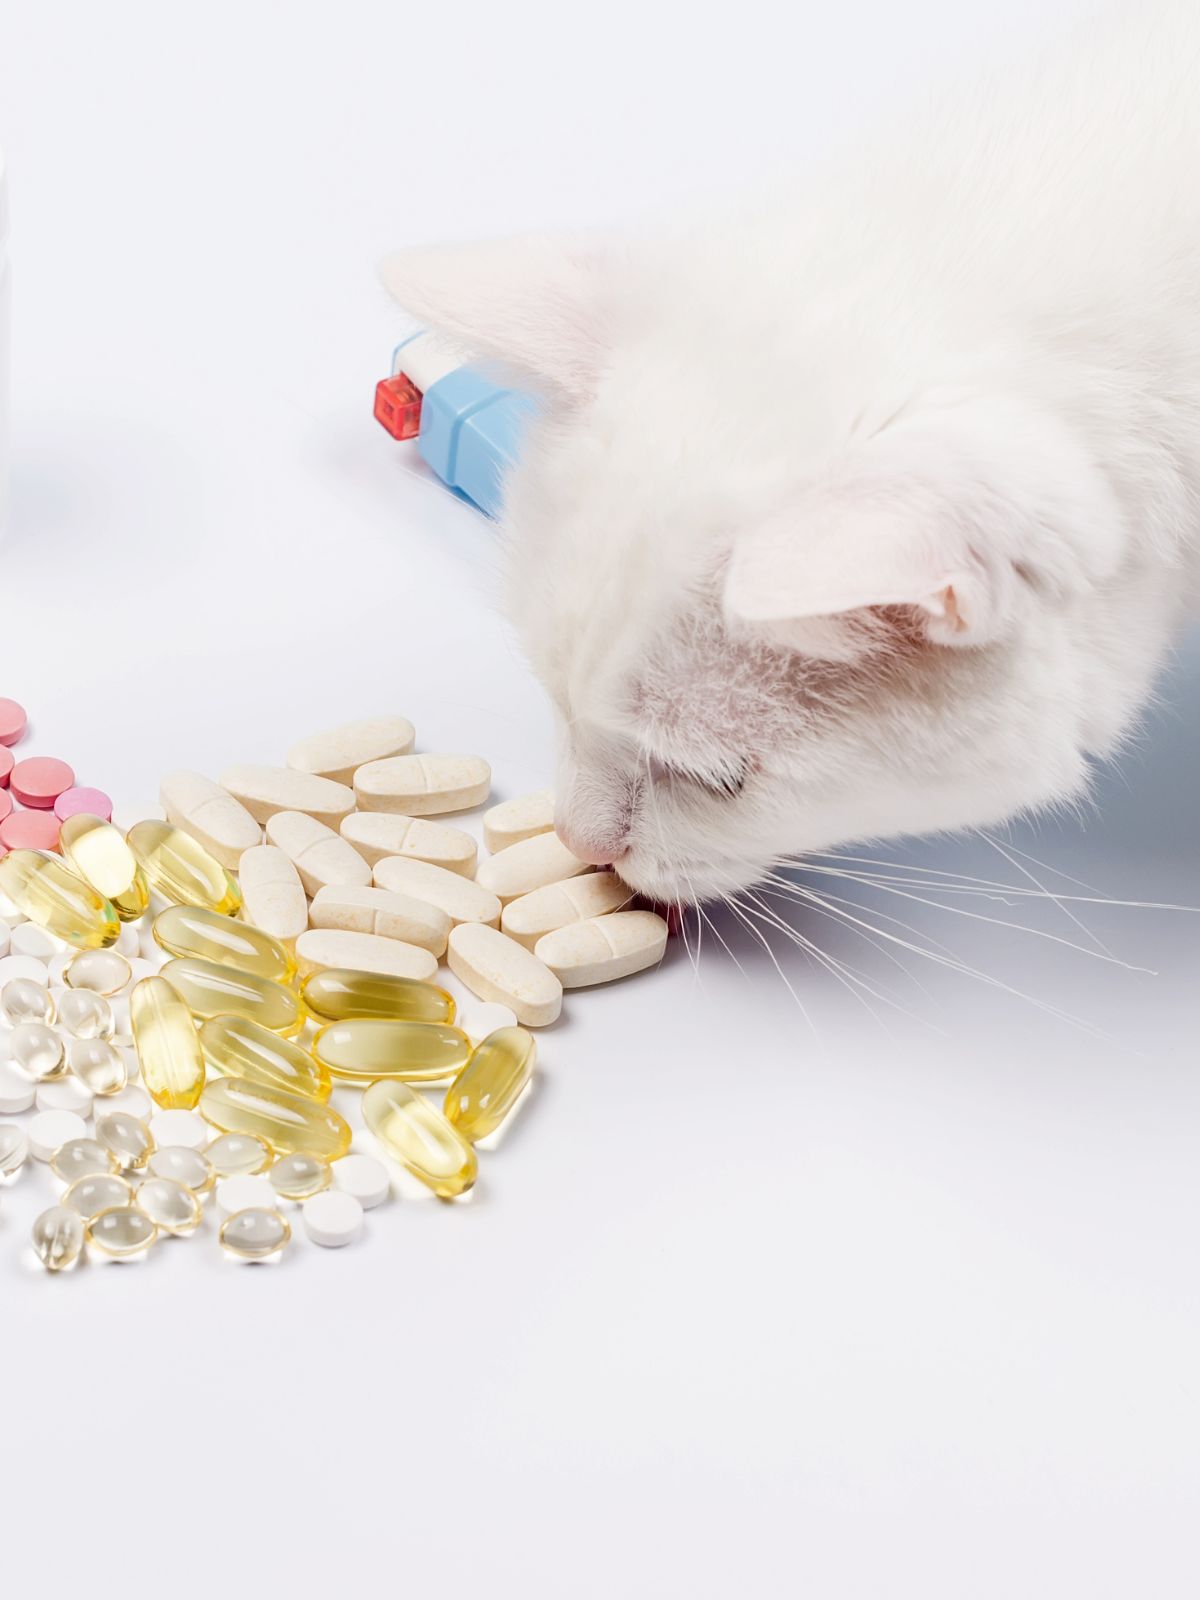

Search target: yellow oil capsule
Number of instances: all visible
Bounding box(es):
[64,949,132,996]
[0,849,120,949]
[153,904,294,985]
[95,1111,155,1172]
[125,820,242,916]
[129,976,206,1110]
[199,1077,351,1159]
[362,1079,477,1199]
[219,1207,290,1261]
[300,967,456,1026]
[199,1014,330,1102]
[313,1018,471,1085]
[444,1026,536,1143]
[87,1206,157,1258]
[58,813,150,921]
[160,957,301,1037]
[32,1205,85,1272]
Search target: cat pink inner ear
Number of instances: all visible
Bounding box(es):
[378,233,609,400]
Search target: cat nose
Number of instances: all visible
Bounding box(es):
[556,821,626,868]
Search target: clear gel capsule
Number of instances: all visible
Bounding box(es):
[32,1205,85,1271]
[200,1014,330,1103]
[313,1018,471,1085]
[69,1037,128,1096]
[125,820,242,916]
[95,1111,155,1171]
[219,1206,290,1261]
[129,976,206,1110]
[362,1079,477,1199]
[199,1078,351,1159]
[269,1151,331,1200]
[62,1172,134,1219]
[58,813,150,921]
[300,968,456,1026]
[87,1205,157,1258]
[0,1123,30,1177]
[51,1137,119,1182]
[58,988,115,1040]
[444,1026,536,1143]
[0,849,121,949]
[153,904,293,985]
[148,1145,214,1192]
[65,948,132,996]
[12,1022,67,1081]
[161,957,301,1037]
[135,1177,202,1236]
[206,1132,272,1177]
[1,976,57,1027]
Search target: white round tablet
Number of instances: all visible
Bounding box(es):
[0,1063,36,1115]
[332,1153,390,1209]
[36,1077,94,1117]
[9,923,56,962]
[101,1084,153,1120]
[148,1110,208,1151]
[0,919,11,960]
[215,1174,276,1216]
[0,954,52,987]
[302,1189,364,1247]
[28,1109,90,1162]
[46,952,73,987]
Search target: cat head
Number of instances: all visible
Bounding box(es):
[381,233,1125,904]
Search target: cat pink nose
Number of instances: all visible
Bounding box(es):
[556,823,625,868]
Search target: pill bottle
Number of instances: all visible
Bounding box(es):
[0,149,9,541]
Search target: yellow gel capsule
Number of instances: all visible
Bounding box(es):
[444,1026,536,1143]
[0,849,120,949]
[205,1132,272,1177]
[313,1018,471,1085]
[199,1077,352,1159]
[129,976,206,1110]
[58,813,150,921]
[200,1014,330,1102]
[160,957,301,1037]
[87,1206,157,1259]
[153,905,294,985]
[32,1206,85,1272]
[125,820,242,916]
[220,1207,290,1261]
[362,1079,477,1199]
[301,967,456,1025]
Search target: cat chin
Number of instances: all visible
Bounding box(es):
[618,847,768,908]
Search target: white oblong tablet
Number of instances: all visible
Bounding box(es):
[237,845,310,943]
[148,1110,209,1151]
[0,1063,36,1115]
[446,923,562,1028]
[308,885,451,957]
[534,911,668,988]
[482,789,555,854]
[36,1078,94,1117]
[294,929,439,983]
[332,1152,390,1209]
[28,1109,90,1162]
[265,812,371,897]
[219,765,356,828]
[159,770,263,870]
[373,857,500,929]
[354,753,491,816]
[302,1188,364,1247]
[10,922,57,961]
[475,832,590,904]
[0,954,53,987]
[286,717,416,785]
[339,813,477,877]
[216,1174,277,1216]
[501,872,635,950]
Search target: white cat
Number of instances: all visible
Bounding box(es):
[381,2,1200,906]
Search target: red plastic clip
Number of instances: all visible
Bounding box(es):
[374,374,423,440]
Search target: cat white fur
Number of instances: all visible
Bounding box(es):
[381,2,1200,905]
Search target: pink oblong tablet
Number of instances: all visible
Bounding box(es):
[54,786,114,823]
[0,746,12,788]
[0,809,61,852]
[0,699,27,746]
[10,757,75,810]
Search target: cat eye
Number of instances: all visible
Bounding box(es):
[653,757,748,799]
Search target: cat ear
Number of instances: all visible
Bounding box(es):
[379,233,612,400]
[723,487,1023,657]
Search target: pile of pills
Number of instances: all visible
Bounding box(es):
[0,706,668,1273]
[0,696,114,855]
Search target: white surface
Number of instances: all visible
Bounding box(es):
[0,1,1197,1596]
[214,1173,276,1216]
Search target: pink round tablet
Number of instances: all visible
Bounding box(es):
[0,746,12,787]
[0,789,11,824]
[0,698,27,746]
[54,786,114,824]
[10,757,75,810]
[0,809,60,852]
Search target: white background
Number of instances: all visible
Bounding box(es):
[1,2,1198,1595]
